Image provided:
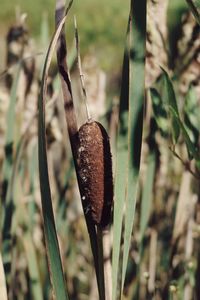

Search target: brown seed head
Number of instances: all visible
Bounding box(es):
[78,121,113,227]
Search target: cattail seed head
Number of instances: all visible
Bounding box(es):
[78,121,113,228]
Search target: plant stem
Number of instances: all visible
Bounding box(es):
[169,147,200,179]
[103,229,112,300]
[97,226,106,300]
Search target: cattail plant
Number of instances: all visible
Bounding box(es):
[1,0,200,299]
[38,0,146,299]
[56,3,114,298]
[38,0,114,299]
[78,120,113,228]
[74,16,113,229]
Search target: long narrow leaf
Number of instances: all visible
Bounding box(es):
[169,106,200,162]
[161,68,180,144]
[112,24,130,300]
[121,0,147,294]
[23,232,43,300]
[38,6,72,299]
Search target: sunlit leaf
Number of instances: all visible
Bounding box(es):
[169,106,200,163]
[161,68,180,144]
[121,0,147,295]
[38,5,72,299]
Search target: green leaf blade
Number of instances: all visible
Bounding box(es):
[161,68,180,144]
[112,38,129,300]
[121,0,147,295]
[169,106,200,162]
[38,8,72,300]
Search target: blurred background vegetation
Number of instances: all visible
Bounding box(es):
[0,0,188,71]
[0,0,200,299]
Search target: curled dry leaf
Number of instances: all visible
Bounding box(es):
[78,121,113,228]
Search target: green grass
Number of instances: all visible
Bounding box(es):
[0,0,129,70]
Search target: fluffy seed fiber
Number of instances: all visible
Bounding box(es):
[78,121,113,227]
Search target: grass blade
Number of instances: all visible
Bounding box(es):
[169,106,200,162]
[139,152,156,241]
[23,232,43,300]
[112,24,130,300]
[161,68,180,144]
[121,0,147,294]
[38,6,73,299]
